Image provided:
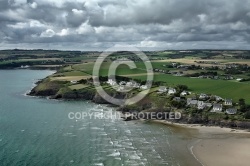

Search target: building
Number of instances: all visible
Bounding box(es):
[180,91,188,96]
[226,108,237,115]
[70,80,78,84]
[215,95,223,102]
[211,104,223,112]
[168,88,176,95]
[199,93,208,100]
[126,81,140,88]
[197,101,212,110]
[224,99,233,106]
[140,85,149,90]
[107,79,117,86]
[158,86,167,93]
[173,97,181,102]
[197,101,205,110]
[187,98,198,106]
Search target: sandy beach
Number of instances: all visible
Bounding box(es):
[191,126,250,166]
[152,120,250,166]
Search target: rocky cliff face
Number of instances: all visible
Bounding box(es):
[28,79,64,96]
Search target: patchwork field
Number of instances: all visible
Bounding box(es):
[54,59,250,104]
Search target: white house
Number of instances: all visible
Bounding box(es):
[180,91,188,96]
[187,98,198,106]
[119,81,127,86]
[125,81,140,88]
[226,108,237,115]
[126,81,133,87]
[140,85,149,90]
[224,99,233,106]
[71,80,78,84]
[158,86,167,93]
[236,78,243,81]
[215,95,223,101]
[211,104,223,112]
[107,79,117,86]
[197,101,205,110]
[168,88,176,95]
[199,93,208,100]
[117,86,125,91]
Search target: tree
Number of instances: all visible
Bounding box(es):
[245,111,250,119]
[239,98,245,106]
[239,99,247,113]
[176,85,188,91]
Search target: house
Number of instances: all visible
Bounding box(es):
[187,98,192,105]
[204,103,212,108]
[168,88,176,95]
[180,91,188,96]
[126,81,133,87]
[187,98,198,106]
[197,102,212,110]
[174,72,184,76]
[224,99,233,106]
[224,75,234,80]
[117,86,125,91]
[211,104,223,112]
[126,81,139,88]
[107,79,117,86]
[236,78,243,81]
[70,80,78,84]
[140,85,149,90]
[125,80,140,88]
[158,86,167,93]
[131,81,140,88]
[119,81,127,86]
[197,101,205,110]
[197,101,213,110]
[226,108,237,115]
[199,93,208,100]
[215,95,223,101]
[173,97,181,102]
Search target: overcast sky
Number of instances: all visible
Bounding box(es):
[0,0,250,51]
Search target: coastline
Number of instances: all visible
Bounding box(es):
[151,120,250,166]
[27,70,250,166]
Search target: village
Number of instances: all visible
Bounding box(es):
[105,77,238,115]
[152,62,250,82]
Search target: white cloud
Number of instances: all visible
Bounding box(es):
[57,28,70,36]
[72,9,84,15]
[40,29,56,37]
[29,2,38,9]
[7,20,46,29]
[76,22,95,34]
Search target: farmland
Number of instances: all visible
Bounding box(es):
[47,59,250,104]
[1,49,250,104]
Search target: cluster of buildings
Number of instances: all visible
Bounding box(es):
[158,86,177,95]
[107,78,149,90]
[186,95,237,115]
[107,78,238,115]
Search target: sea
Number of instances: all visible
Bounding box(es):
[0,70,200,166]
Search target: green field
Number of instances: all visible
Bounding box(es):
[61,61,250,104]
[128,74,250,104]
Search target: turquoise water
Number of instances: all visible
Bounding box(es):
[0,70,198,166]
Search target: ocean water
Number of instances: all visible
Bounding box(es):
[0,70,199,166]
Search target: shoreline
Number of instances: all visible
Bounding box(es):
[151,120,250,166]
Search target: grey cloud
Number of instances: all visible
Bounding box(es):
[0,0,250,50]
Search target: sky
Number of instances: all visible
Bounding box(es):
[0,0,250,51]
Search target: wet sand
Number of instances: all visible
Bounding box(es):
[191,126,250,166]
[152,120,250,166]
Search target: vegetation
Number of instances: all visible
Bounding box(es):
[2,49,250,127]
